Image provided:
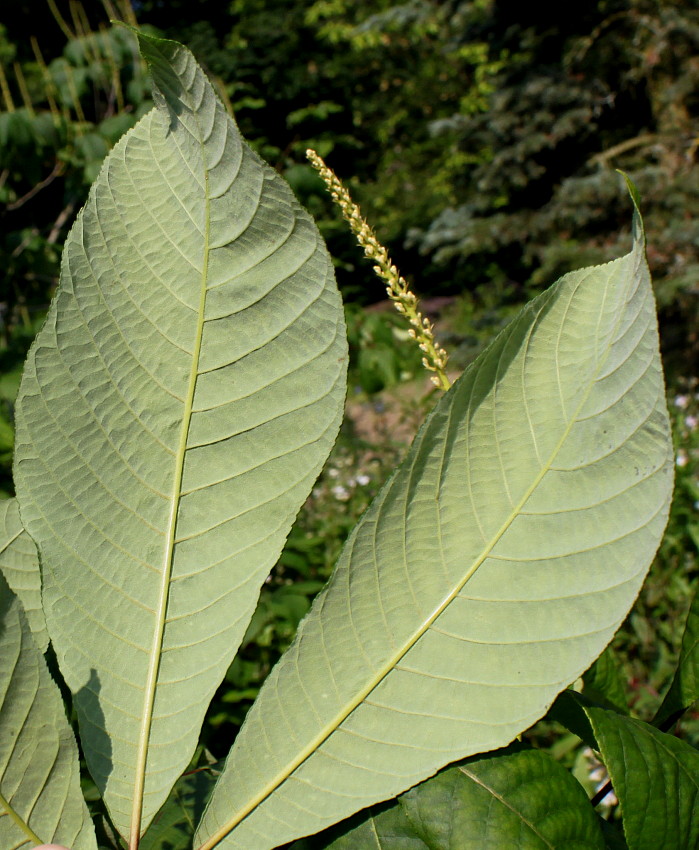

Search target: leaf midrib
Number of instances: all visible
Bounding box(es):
[0,788,43,847]
[129,79,212,848]
[198,266,638,849]
[456,763,554,848]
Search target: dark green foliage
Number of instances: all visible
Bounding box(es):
[298,744,606,849]
[588,707,699,850]
[656,586,699,728]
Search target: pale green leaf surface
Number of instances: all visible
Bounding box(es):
[0,498,47,652]
[13,32,346,843]
[0,574,96,850]
[196,206,673,850]
[655,585,699,727]
[307,745,605,849]
[586,707,699,850]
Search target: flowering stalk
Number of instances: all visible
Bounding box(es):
[307,149,451,391]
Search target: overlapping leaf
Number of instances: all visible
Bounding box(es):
[582,646,628,713]
[587,707,699,850]
[655,585,699,727]
[0,498,46,651]
[0,574,96,850]
[304,745,605,849]
[13,31,346,843]
[140,766,218,850]
[195,201,673,850]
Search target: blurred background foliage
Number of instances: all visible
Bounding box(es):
[0,0,697,819]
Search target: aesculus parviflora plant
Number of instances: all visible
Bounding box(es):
[2,26,695,850]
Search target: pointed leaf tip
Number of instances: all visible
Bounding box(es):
[617,170,645,245]
[14,31,345,843]
[195,196,672,850]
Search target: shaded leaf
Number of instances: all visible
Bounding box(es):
[0,573,96,850]
[306,744,605,849]
[548,691,599,751]
[582,646,628,713]
[587,706,699,850]
[140,768,219,850]
[655,584,699,727]
[0,498,47,651]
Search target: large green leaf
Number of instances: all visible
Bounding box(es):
[195,201,673,850]
[655,584,699,727]
[586,706,699,850]
[304,744,605,849]
[0,574,96,850]
[0,498,46,652]
[13,31,346,844]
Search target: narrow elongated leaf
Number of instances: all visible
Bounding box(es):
[13,31,346,843]
[0,574,96,850]
[655,585,699,727]
[586,707,699,850]
[196,201,673,850]
[307,745,605,849]
[0,498,46,652]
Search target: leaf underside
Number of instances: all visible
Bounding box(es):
[655,585,699,727]
[196,204,673,850]
[13,31,346,842]
[0,498,46,652]
[0,575,96,850]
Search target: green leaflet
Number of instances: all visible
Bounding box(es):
[0,498,46,652]
[582,645,628,713]
[195,201,673,850]
[13,31,346,845]
[305,744,605,849]
[655,584,699,727]
[587,707,699,850]
[0,574,96,850]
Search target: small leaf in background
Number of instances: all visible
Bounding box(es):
[587,706,699,850]
[140,767,219,850]
[0,573,96,850]
[0,497,46,651]
[548,690,599,751]
[655,584,699,728]
[582,645,628,713]
[304,744,605,849]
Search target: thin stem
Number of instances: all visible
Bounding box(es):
[590,779,613,808]
[306,149,451,391]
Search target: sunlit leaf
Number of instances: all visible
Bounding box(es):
[196,198,673,849]
[13,30,346,844]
